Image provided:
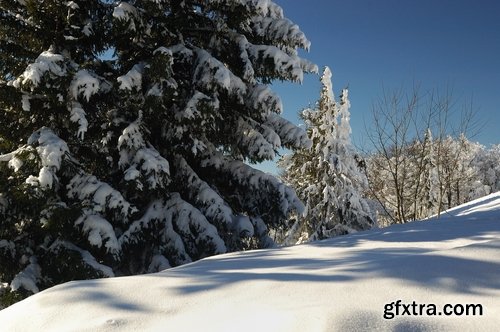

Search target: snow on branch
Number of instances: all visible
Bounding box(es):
[10,256,41,294]
[69,102,88,140]
[251,0,284,18]
[70,69,100,101]
[113,2,138,20]
[48,240,115,277]
[320,66,335,104]
[118,115,171,190]
[226,33,255,83]
[0,148,29,172]
[28,127,69,170]
[250,216,274,247]
[174,156,233,227]
[259,122,281,148]
[123,147,171,190]
[117,64,144,91]
[193,49,247,101]
[265,113,311,149]
[23,127,69,189]
[177,90,215,121]
[207,0,284,19]
[120,194,227,265]
[117,115,146,167]
[247,44,317,83]
[231,214,254,237]
[67,174,137,222]
[119,199,191,266]
[21,94,30,111]
[246,84,283,116]
[338,88,352,143]
[202,153,305,217]
[236,116,277,160]
[147,254,171,273]
[13,50,67,89]
[251,17,311,50]
[165,193,227,257]
[75,211,121,257]
[168,43,194,60]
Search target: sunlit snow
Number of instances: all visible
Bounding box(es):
[1,193,499,331]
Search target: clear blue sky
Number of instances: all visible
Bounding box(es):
[256,0,500,173]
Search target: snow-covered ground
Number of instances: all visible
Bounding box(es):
[1,192,499,331]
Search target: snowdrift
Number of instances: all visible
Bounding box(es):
[1,192,499,331]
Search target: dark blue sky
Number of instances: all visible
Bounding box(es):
[270,0,500,153]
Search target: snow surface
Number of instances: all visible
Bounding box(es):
[1,192,499,331]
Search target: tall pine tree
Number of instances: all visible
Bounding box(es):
[279,67,374,243]
[0,0,316,306]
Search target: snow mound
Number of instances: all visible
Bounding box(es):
[1,192,499,331]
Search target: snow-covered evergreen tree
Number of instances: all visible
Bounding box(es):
[279,67,374,243]
[0,0,316,305]
[415,129,439,219]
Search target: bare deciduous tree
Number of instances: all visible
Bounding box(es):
[364,85,480,224]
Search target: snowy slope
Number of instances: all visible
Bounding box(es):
[1,193,499,331]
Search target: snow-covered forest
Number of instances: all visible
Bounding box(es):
[279,67,500,237]
[361,84,500,226]
[1,0,499,319]
[1,191,499,331]
[367,134,500,225]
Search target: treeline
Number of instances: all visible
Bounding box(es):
[367,135,500,225]
[280,76,499,239]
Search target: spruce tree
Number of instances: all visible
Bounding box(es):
[415,129,439,219]
[0,0,316,306]
[279,67,374,243]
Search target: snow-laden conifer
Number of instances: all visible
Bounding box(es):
[0,0,316,305]
[280,67,375,243]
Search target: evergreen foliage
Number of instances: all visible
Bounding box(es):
[279,67,375,243]
[0,0,316,304]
